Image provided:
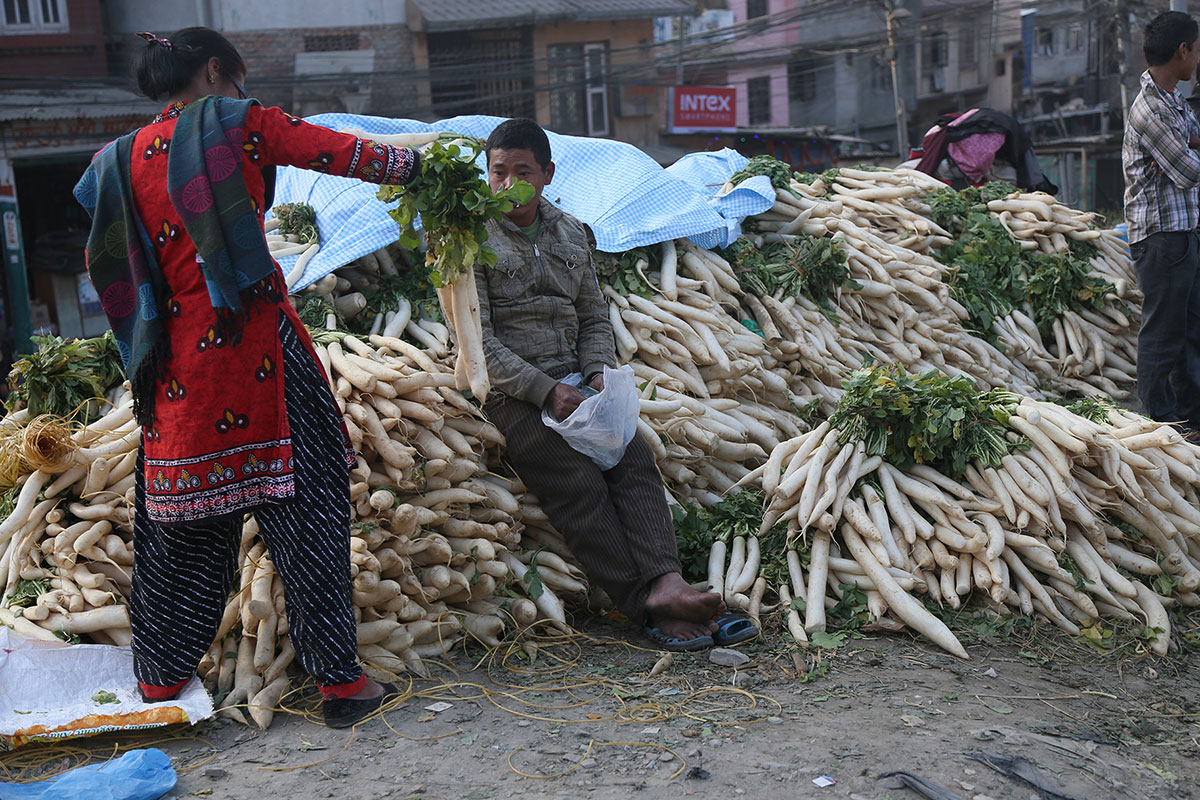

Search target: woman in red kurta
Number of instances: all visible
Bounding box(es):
[77,28,414,728]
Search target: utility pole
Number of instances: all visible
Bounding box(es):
[1115,0,1135,114]
[883,1,911,156]
[676,15,685,85]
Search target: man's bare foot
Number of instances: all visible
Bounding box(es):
[649,616,714,641]
[645,572,724,626]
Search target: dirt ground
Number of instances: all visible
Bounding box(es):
[98,613,1198,800]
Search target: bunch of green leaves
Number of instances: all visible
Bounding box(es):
[1057,395,1119,424]
[935,213,1027,343]
[297,294,340,332]
[925,187,979,233]
[925,182,1018,233]
[723,235,856,321]
[6,578,49,608]
[5,332,124,421]
[1024,241,1116,335]
[671,489,787,585]
[378,138,534,287]
[829,364,1024,478]
[593,246,658,298]
[348,267,442,335]
[730,155,798,195]
[273,202,319,244]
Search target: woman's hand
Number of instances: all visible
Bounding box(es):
[546,382,586,421]
[587,373,605,393]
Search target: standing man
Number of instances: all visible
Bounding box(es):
[474,118,755,651]
[1123,11,1200,439]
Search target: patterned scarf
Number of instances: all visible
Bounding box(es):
[74,97,277,424]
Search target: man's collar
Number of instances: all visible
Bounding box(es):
[1143,69,1186,106]
[497,196,560,233]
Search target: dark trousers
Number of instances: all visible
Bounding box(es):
[485,393,682,622]
[131,318,360,689]
[1131,231,1200,425]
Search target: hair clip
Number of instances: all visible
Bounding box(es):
[136,31,173,51]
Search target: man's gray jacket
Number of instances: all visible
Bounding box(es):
[473,198,617,407]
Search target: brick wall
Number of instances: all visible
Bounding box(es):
[0,0,107,79]
[223,24,418,118]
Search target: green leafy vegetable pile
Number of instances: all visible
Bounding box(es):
[927,185,1116,343]
[730,155,797,194]
[273,202,319,244]
[5,333,124,421]
[723,235,857,321]
[829,364,1024,479]
[593,246,659,298]
[377,137,533,287]
[672,489,790,586]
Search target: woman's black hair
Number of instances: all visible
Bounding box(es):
[135,27,246,100]
[484,118,552,168]
[1144,11,1199,67]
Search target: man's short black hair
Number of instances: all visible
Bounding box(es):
[1144,11,1199,67]
[484,118,552,168]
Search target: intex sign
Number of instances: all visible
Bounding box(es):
[671,86,737,133]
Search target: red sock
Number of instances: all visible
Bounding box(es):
[319,674,367,700]
[139,679,188,700]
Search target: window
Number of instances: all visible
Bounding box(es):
[1037,26,1056,56]
[959,23,976,66]
[748,75,771,125]
[2,0,66,31]
[746,0,767,19]
[1065,22,1083,54]
[867,54,890,93]
[548,42,609,137]
[788,58,816,102]
[305,33,359,52]
[925,30,948,68]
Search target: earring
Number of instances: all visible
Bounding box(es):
[208,75,216,84]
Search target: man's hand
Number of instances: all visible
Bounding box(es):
[546,382,586,421]
[587,373,605,392]
[1190,136,1200,150]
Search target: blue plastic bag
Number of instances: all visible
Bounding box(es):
[0,748,176,800]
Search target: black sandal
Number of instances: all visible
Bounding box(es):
[323,682,399,728]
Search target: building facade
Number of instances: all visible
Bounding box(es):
[405,0,693,152]
[1,1,157,372]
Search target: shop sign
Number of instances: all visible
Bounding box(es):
[671,86,737,133]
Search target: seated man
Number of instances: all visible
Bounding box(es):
[475,118,751,650]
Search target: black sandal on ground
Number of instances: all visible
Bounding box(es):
[323,682,399,728]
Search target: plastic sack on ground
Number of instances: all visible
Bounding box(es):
[0,748,176,800]
[0,628,212,751]
[540,365,639,470]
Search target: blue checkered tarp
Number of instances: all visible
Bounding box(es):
[270,114,771,290]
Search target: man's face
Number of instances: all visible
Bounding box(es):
[1182,36,1200,79]
[487,148,553,219]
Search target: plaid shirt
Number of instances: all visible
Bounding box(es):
[1123,70,1200,243]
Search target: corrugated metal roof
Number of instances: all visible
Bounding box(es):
[0,88,158,123]
[409,0,694,32]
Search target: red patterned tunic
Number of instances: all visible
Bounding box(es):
[129,102,416,523]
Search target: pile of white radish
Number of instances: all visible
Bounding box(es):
[0,332,585,730]
[740,167,1139,399]
[6,152,1192,728]
[734,400,1200,659]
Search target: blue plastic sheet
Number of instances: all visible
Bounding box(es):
[0,749,176,800]
[270,114,761,290]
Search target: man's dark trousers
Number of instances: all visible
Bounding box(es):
[1131,230,1200,425]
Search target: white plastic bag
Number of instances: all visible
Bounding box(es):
[541,365,639,470]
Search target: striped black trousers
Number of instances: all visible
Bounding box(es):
[485,389,682,622]
[131,316,360,690]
